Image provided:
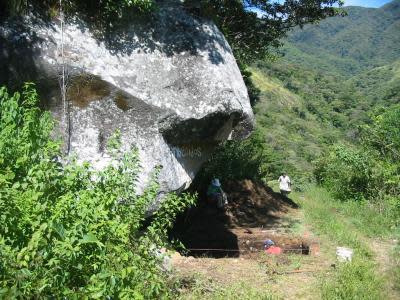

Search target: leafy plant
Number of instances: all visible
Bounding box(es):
[315,144,378,201]
[0,84,195,298]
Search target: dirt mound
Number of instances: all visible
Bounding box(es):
[224,180,298,227]
[170,180,301,257]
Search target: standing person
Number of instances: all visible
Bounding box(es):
[278,172,291,197]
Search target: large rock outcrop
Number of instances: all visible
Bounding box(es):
[0,2,254,198]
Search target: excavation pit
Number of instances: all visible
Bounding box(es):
[170,180,317,259]
[182,228,313,258]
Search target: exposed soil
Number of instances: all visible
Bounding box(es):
[223,180,299,228]
[170,180,328,299]
[171,180,314,258]
[172,253,330,299]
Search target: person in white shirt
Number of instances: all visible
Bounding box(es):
[278,172,291,197]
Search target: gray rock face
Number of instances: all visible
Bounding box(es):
[0,2,254,197]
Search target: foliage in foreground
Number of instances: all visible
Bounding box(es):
[0,84,194,298]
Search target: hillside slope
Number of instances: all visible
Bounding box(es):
[249,0,399,180]
[349,60,400,106]
[250,66,342,177]
[283,0,400,76]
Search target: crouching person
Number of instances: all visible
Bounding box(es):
[206,178,228,209]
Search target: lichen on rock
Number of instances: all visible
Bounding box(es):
[0,1,254,199]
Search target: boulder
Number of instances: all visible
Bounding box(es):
[0,2,254,199]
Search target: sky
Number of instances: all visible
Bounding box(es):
[249,0,393,17]
[343,0,392,7]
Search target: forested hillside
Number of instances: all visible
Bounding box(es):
[282,0,400,76]
[248,1,400,180]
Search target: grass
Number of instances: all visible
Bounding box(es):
[321,259,383,300]
[250,68,301,107]
[295,188,368,251]
[337,199,396,237]
[391,243,400,292]
[290,186,395,300]
[174,274,277,300]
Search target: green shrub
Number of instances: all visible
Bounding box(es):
[198,129,285,183]
[361,105,400,163]
[314,106,400,229]
[0,84,194,298]
[315,144,379,201]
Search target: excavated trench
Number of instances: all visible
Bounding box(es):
[170,179,316,258]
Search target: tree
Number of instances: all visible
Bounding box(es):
[186,0,344,64]
[2,0,344,65]
[0,0,154,19]
[361,105,400,163]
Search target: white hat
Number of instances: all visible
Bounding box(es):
[212,178,221,187]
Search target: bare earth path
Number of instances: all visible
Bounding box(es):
[170,180,336,299]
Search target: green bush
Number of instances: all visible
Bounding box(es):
[316,106,400,201]
[198,129,285,183]
[361,105,400,164]
[315,106,400,230]
[315,144,379,201]
[0,84,194,298]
